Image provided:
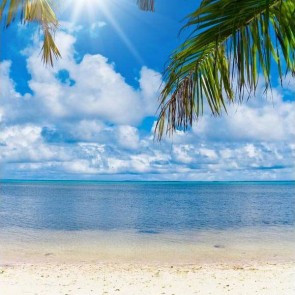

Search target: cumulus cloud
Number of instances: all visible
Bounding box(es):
[23,30,161,125]
[138,66,162,115]
[191,89,295,143]
[0,125,69,164]
[1,29,162,127]
[1,27,295,181]
[116,125,140,150]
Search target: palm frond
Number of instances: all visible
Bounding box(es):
[156,0,295,139]
[0,0,61,66]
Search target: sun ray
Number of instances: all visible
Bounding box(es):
[63,0,105,24]
[63,0,144,65]
[98,3,144,65]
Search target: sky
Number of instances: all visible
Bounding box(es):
[0,0,294,181]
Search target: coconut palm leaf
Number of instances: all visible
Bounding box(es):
[0,0,61,66]
[156,0,295,139]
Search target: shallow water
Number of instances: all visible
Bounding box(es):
[1,181,294,231]
[0,181,294,263]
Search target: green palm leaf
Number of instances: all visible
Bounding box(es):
[156,0,295,139]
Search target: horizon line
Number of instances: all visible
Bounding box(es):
[1,179,294,183]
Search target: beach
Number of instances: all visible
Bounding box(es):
[1,0,295,291]
[1,181,294,294]
[1,261,294,295]
[1,227,295,295]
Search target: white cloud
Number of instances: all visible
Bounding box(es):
[244,144,259,159]
[0,125,69,163]
[139,66,163,115]
[89,21,107,37]
[192,93,295,142]
[8,30,161,126]
[116,125,140,150]
[107,157,130,173]
[173,145,193,164]
[63,159,99,174]
[1,28,294,181]
[71,120,106,141]
[59,21,83,34]
[199,148,218,160]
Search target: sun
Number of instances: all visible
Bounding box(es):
[69,0,106,23]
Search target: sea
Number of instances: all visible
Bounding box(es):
[0,180,294,263]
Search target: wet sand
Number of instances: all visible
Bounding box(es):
[1,228,294,294]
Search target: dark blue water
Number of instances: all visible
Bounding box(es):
[0,181,294,233]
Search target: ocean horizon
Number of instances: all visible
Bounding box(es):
[1,179,295,183]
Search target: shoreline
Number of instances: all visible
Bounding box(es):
[1,227,294,265]
[1,227,294,294]
[1,235,294,294]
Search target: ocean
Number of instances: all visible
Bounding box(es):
[0,181,294,263]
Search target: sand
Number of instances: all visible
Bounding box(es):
[1,261,294,295]
[1,228,295,294]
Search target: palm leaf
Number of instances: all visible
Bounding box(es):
[1,0,60,66]
[156,0,295,139]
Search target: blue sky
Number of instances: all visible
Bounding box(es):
[0,0,294,181]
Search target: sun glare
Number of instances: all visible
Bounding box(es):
[64,0,144,65]
[70,0,105,22]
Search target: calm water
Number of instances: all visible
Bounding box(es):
[0,181,294,233]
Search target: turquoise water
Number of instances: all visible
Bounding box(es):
[0,181,294,263]
[0,181,294,232]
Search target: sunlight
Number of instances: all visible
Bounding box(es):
[65,0,144,65]
[70,0,105,23]
[98,3,144,65]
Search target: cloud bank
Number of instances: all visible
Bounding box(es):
[1,27,294,180]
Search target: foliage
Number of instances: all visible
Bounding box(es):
[156,0,295,139]
[0,0,61,65]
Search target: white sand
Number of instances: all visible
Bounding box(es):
[1,228,294,294]
[1,261,294,295]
